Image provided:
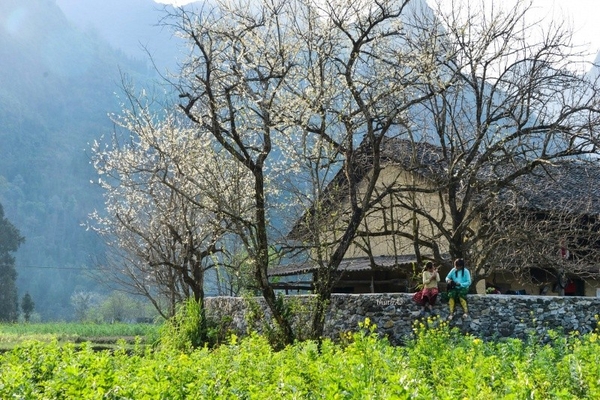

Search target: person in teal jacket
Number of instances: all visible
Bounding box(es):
[445,258,471,319]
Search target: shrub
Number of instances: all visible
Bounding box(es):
[157,298,204,352]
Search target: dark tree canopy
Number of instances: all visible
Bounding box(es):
[21,292,35,322]
[0,202,24,322]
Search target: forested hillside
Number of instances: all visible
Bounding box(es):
[56,0,180,69]
[0,0,164,319]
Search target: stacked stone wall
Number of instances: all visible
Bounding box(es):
[205,293,600,344]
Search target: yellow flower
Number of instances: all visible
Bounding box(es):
[359,317,372,330]
[229,333,238,345]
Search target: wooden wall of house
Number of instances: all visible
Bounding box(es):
[332,269,413,294]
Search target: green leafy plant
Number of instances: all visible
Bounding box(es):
[157,298,205,352]
[2,319,600,398]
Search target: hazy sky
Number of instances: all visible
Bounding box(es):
[429,0,600,63]
[154,0,600,62]
[154,0,196,5]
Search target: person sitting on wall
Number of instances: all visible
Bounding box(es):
[445,258,472,320]
[412,261,440,315]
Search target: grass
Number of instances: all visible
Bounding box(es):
[0,322,160,351]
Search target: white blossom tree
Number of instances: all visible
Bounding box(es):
[89,88,255,322]
[165,0,439,342]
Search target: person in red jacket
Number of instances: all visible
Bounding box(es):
[413,261,441,314]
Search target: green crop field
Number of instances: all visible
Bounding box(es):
[0,318,599,398]
[0,322,160,351]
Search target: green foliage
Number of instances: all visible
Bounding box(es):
[0,202,24,322]
[0,322,159,344]
[204,314,235,348]
[158,298,205,352]
[70,291,101,322]
[1,319,600,398]
[284,295,318,342]
[20,292,34,322]
[243,294,293,349]
[97,291,152,323]
[66,291,157,324]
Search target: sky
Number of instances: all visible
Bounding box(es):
[155,0,600,64]
[529,0,600,58]
[534,0,600,60]
[154,0,196,5]
[429,0,600,64]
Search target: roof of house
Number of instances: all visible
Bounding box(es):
[378,138,600,214]
[292,137,600,232]
[269,254,431,277]
[287,137,449,239]
[515,161,600,214]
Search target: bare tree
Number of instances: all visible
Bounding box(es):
[363,0,600,284]
[476,161,600,290]
[165,0,437,342]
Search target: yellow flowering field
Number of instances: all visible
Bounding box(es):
[0,318,598,399]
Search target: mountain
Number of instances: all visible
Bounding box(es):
[55,0,184,71]
[0,0,168,320]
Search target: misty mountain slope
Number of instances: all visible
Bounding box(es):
[56,0,182,70]
[0,0,166,319]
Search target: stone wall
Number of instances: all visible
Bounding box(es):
[205,293,600,344]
